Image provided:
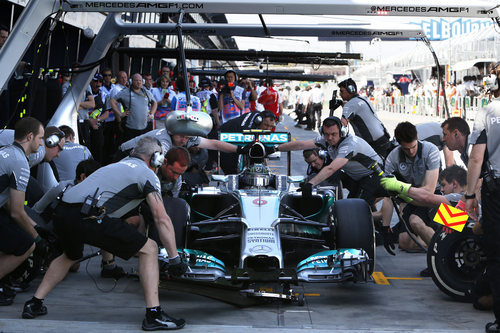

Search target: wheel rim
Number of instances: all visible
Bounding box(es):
[447,237,485,280]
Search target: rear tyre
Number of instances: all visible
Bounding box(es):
[427,227,485,302]
[333,199,375,274]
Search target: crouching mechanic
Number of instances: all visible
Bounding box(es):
[22,136,188,330]
[302,149,342,195]
[0,117,44,305]
[380,165,466,252]
[141,147,191,248]
[379,121,440,255]
[119,121,242,160]
[275,116,388,206]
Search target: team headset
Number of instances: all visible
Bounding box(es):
[150,138,165,168]
[319,116,348,139]
[253,110,276,127]
[45,130,66,148]
[339,78,357,94]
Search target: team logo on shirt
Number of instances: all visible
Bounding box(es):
[399,163,408,171]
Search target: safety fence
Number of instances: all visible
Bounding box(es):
[371,95,490,121]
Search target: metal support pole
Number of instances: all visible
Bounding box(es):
[48,14,121,130]
[422,37,449,118]
[175,10,191,109]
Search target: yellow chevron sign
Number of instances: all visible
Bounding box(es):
[433,203,468,232]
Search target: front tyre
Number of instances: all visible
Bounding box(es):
[333,199,375,274]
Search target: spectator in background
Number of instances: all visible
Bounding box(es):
[218,70,244,124]
[152,75,173,129]
[156,65,172,88]
[143,73,153,92]
[0,25,9,49]
[239,76,257,114]
[309,83,324,130]
[196,77,218,126]
[88,73,107,162]
[111,73,156,142]
[170,77,200,112]
[257,78,282,125]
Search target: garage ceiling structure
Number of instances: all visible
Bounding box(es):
[0,0,497,130]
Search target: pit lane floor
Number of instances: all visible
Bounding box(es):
[0,111,490,332]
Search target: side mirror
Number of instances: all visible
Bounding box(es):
[211,175,228,182]
[288,176,305,183]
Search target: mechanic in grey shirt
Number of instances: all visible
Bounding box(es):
[277,116,388,207]
[22,137,187,329]
[119,127,240,157]
[53,125,92,182]
[0,126,66,198]
[339,78,390,158]
[110,73,157,142]
[0,117,44,305]
[464,64,500,330]
[32,159,101,218]
[390,122,454,167]
[380,121,440,253]
[441,117,472,166]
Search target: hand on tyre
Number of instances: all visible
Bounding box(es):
[264,145,276,156]
[236,142,253,155]
[380,226,396,256]
[380,177,411,196]
[167,256,188,277]
[298,182,313,199]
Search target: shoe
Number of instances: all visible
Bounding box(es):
[419,267,431,277]
[101,265,126,279]
[0,290,14,306]
[0,283,17,298]
[142,310,186,331]
[486,321,500,332]
[22,299,48,319]
[6,281,30,293]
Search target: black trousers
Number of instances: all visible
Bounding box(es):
[311,102,323,129]
[89,125,104,163]
[480,182,500,322]
[341,173,388,209]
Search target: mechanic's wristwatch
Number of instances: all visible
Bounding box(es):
[464,192,476,199]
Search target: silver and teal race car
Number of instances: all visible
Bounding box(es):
[159,132,375,304]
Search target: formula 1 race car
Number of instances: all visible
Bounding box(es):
[159,132,375,304]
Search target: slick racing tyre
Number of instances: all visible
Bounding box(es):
[427,227,485,302]
[333,199,375,274]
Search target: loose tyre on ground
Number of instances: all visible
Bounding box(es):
[427,227,485,302]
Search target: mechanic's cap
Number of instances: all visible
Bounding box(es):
[199,77,211,87]
[92,73,103,82]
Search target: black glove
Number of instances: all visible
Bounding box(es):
[33,236,49,259]
[264,145,277,156]
[380,226,396,256]
[34,224,58,243]
[298,182,313,199]
[236,142,253,155]
[167,256,188,277]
